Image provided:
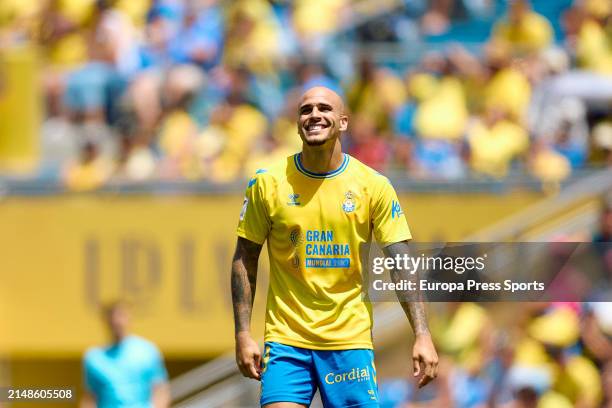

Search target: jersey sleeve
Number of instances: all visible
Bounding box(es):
[236,173,271,245]
[149,346,168,385]
[371,176,412,246]
[82,353,95,392]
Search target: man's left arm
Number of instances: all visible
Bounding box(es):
[79,391,96,408]
[370,176,438,387]
[383,241,439,388]
[150,347,170,408]
[151,382,170,408]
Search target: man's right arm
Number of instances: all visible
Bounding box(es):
[79,391,96,408]
[151,382,170,408]
[80,356,96,408]
[231,236,263,380]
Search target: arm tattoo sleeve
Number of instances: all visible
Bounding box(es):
[231,237,263,334]
[383,241,430,336]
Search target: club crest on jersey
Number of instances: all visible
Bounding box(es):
[342,191,356,213]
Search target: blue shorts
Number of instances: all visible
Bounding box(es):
[260,342,379,408]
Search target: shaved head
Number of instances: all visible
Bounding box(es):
[297,86,348,147]
[300,87,346,115]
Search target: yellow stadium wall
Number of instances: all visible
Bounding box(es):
[0,191,542,402]
[0,191,542,358]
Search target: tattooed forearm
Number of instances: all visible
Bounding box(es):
[231,237,263,334]
[404,298,429,336]
[384,241,430,336]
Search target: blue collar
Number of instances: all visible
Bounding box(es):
[294,153,349,179]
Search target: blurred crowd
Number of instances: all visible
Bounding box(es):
[0,0,611,190]
[378,203,612,408]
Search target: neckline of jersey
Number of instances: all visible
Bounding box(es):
[294,153,350,179]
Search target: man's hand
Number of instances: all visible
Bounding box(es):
[412,333,438,388]
[383,242,439,388]
[235,331,262,380]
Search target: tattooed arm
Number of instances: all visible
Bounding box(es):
[232,237,264,380]
[383,241,438,388]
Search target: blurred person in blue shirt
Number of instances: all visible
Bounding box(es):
[80,301,169,408]
[168,0,224,69]
[552,122,588,169]
[413,139,466,179]
[64,0,130,125]
[137,5,181,71]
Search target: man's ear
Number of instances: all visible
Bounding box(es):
[339,115,348,132]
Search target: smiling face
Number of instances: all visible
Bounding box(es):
[297,87,348,147]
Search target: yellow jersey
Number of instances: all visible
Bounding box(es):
[237,153,411,350]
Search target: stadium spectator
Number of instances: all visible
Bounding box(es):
[593,121,612,165]
[137,4,180,71]
[481,46,532,123]
[551,116,589,169]
[0,0,609,189]
[223,0,282,75]
[528,305,603,407]
[37,0,90,68]
[37,0,85,118]
[156,64,205,180]
[292,0,348,53]
[467,106,528,178]
[527,48,591,168]
[490,0,554,56]
[582,303,612,363]
[412,139,466,179]
[348,57,407,131]
[420,0,453,35]
[413,62,468,141]
[113,131,157,181]
[80,301,169,408]
[529,140,572,189]
[63,0,129,126]
[168,0,223,69]
[347,114,391,171]
[62,139,112,191]
[574,0,612,74]
[593,204,612,243]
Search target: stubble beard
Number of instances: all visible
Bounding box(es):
[300,128,339,147]
[304,138,329,146]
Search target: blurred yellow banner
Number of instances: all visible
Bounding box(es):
[0,45,41,172]
[0,192,540,357]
